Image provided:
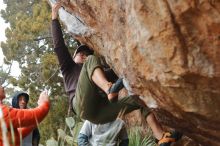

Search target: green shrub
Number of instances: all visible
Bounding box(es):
[42,116,156,146]
[128,126,156,146]
[44,116,83,146]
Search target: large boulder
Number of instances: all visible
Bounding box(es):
[50,0,220,145]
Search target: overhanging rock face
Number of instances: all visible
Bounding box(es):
[50,0,220,145]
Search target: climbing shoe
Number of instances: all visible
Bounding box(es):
[107,78,124,102]
[158,131,182,146]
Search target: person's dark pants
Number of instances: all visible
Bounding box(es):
[73,55,150,124]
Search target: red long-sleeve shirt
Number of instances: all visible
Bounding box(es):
[0,102,50,146]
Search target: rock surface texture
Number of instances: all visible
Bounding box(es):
[55,0,220,145]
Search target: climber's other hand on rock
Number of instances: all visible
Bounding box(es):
[52,2,62,20]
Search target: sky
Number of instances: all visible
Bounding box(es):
[0,0,20,77]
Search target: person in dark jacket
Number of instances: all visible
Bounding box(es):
[12,92,41,146]
[0,86,50,146]
[51,2,182,146]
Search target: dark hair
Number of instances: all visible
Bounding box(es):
[12,92,29,108]
[18,93,29,103]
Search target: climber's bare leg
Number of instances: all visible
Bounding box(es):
[91,67,111,94]
[135,97,164,140]
[146,112,164,140]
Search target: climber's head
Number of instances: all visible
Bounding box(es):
[73,44,94,64]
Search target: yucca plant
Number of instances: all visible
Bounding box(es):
[45,116,83,146]
[128,126,156,146]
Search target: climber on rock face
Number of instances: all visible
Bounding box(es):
[51,2,182,146]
